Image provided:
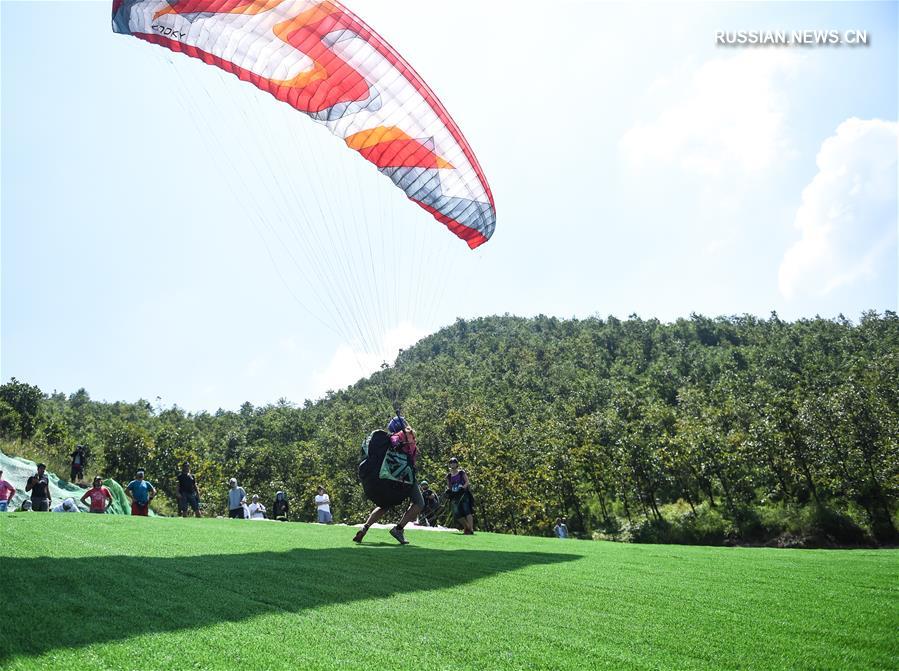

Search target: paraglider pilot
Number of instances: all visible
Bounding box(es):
[353,416,423,545]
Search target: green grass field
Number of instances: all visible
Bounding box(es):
[1,514,896,670]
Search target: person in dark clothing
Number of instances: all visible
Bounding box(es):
[353,415,423,545]
[25,463,52,512]
[418,481,441,526]
[272,491,289,521]
[176,463,201,518]
[446,457,475,534]
[70,445,88,483]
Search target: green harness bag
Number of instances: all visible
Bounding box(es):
[379,449,415,485]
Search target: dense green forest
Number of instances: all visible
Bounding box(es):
[2,311,897,546]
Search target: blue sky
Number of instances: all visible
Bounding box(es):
[2,1,897,411]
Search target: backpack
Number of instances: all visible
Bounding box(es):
[378,428,417,485]
[358,430,414,508]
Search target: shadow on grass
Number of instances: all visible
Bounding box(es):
[3,544,579,661]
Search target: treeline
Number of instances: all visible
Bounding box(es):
[2,311,897,545]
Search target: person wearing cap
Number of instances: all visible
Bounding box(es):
[446,457,475,534]
[52,497,81,513]
[177,463,202,518]
[0,469,16,512]
[125,470,156,516]
[25,463,52,512]
[80,476,113,513]
[353,415,425,545]
[314,486,332,524]
[272,491,289,521]
[227,478,247,519]
[247,494,266,520]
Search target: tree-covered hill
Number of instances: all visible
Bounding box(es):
[3,311,897,545]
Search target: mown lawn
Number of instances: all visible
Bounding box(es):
[1,514,896,670]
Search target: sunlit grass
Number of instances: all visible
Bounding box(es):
[1,514,896,670]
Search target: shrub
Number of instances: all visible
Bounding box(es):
[626,517,672,544]
[756,502,873,547]
[592,515,625,542]
[680,504,729,545]
[727,504,766,542]
[801,504,872,547]
[756,502,798,537]
[149,490,179,517]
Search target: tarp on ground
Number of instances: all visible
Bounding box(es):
[0,450,131,514]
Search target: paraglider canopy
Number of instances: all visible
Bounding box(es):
[112,0,495,247]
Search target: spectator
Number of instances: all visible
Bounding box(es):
[227,478,247,519]
[177,463,202,518]
[248,494,266,520]
[446,457,475,535]
[553,517,569,539]
[418,481,441,526]
[20,500,33,512]
[272,491,289,521]
[70,444,88,483]
[314,486,332,524]
[0,469,16,512]
[52,497,80,513]
[80,476,113,514]
[125,469,157,516]
[25,463,52,512]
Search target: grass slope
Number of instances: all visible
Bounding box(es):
[1,515,896,670]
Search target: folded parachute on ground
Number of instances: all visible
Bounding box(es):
[0,450,132,515]
[112,0,495,248]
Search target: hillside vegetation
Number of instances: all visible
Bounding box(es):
[2,311,897,545]
[2,515,896,670]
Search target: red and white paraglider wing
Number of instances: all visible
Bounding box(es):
[112,0,495,248]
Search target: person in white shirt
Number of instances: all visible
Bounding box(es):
[52,497,80,513]
[314,486,332,524]
[248,494,266,520]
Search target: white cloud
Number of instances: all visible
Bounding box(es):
[620,51,798,178]
[779,118,898,300]
[311,321,428,395]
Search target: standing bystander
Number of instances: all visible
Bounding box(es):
[446,457,475,535]
[314,486,332,524]
[25,464,51,512]
[177,463,202,518]
[227,478,247,519]
[70,444,88,484]
[80,476,113,513]
[272,491,289,521]
[0,469,16,512]
[125,470,156,516]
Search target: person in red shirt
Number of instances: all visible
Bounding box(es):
[0,468,16,512]
[80,476,113,514]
